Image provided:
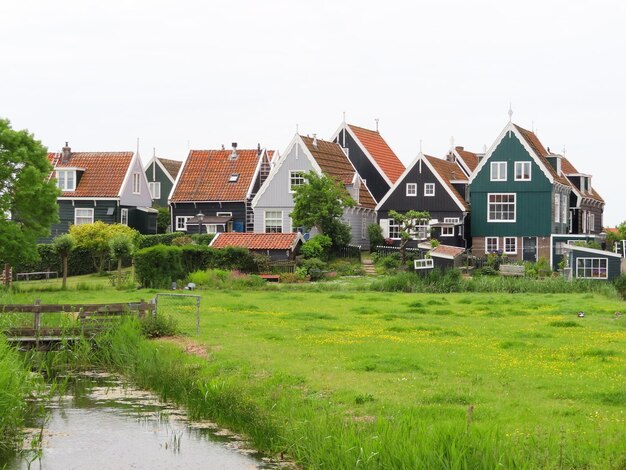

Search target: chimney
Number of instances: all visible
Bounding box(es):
[229,142,238,160]
[257,142,261,156]
[61,142,71,164]
[312,134,318,148]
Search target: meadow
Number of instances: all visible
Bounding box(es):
[1,278,625,468]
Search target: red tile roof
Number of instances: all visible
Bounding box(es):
[425,156,469,210]
[300,136,376,209]
[454,146,480,173]
[170,149,260,202]
[561,157,604,203]
[48,151,134,197]
[430,244,465,259]
[157,158,182,180]
[514,125,571,186]
[348,124,405,183]
[210,232,302,250]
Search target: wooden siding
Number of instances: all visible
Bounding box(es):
[336,129,390,202]
[470,132,556,237]
[119,155,153,208]
[145,161,174,207]
[570,249,621,281]
[171,202,247,233]
[43,200,118,242]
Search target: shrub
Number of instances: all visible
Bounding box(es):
[137,232,186,249]
[156,207,170,233]
[12,244,112,277]
[190,233,215,246]
[301,235,333,260]
[171,235,194,246]
[367,223,385,252]
[70,222,140,273]
[251,253,272,274]
[134,245,184,288]
[328,259,365,276]
[379,253,402,271]
[140,314,179,338]
[298,258,327,280]
[614,274,626,299]
[280,272,307,283]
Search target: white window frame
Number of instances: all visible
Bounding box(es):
[56,170,76,191]
[216,212,232,217]
[576,257,608,279]
[388,219,401,239]
[555,194,561,223]
[514,161,531,181]
[289,171,305,193]
[74,208,94,225]
[228,173,239,183]
[148,181,161,199]
[443,217,460,224]
[175,216,193,231]
[487,193,516,223]
[589,213,595,233]
[485,237,499,253]
[414,258,434,270]
[561,194,568,225]
[120,208,128,226]
[361,217,368,240]
[490,161,507,181]
[441,226,454,237]
[406,183,417,197]
[264,210,283,233]
[424,183,435,197]
[504,237,517,254]
[206,224,218,234]
[132,173,141,194]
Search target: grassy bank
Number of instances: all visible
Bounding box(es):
[1,281,625,468]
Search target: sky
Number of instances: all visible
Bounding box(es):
[1,0,624,225]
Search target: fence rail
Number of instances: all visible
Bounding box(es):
[334,244,362,260]
[374,245,423,260]
[268,260,296,273]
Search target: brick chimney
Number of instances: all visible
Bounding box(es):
[61,142,71,164]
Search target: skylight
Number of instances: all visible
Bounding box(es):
[229,173,239,182]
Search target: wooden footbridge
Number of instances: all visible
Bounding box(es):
[1,299,155,351]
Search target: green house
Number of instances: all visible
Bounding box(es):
[468,121,573,262]
[144,154,182,207]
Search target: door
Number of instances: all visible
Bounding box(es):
[523,237,537,262]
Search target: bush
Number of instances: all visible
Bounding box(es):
[375,253,401,272]
[156,207,170,234]
[614,274,626,299]
[140,314,179,338]
[134,245,184,288]
[367,223,385,252]
[279,272,307,283]
[188,269,266,289]
[137,232,187,249]
[301,235,333,260]
[12,244,113,277]
[298,258,327,281]
[171,236,194,246]
[328,259,365,276]
[190,233,215,246]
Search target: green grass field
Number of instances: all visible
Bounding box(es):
[2,281,626,468]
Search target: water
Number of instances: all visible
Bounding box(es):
[7,372,278,470]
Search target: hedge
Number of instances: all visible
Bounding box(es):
[137,232,187,249]
[134,244,257,288]
[11,244,114,277]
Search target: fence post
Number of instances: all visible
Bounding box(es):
[33,299,41,332]
[138,299,145,319]
[196,296,201,336]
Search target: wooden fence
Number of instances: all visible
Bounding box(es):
[268,260,296,274]
[374,245,423,260]
[334,244,362,260]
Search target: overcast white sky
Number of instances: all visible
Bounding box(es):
[1,0,624,225]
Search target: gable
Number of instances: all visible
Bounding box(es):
[119,154,153,207]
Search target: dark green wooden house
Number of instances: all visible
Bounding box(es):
[144,153,182,207]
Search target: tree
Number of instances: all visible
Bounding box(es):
[388,209,431,266]
[52,234,75,289]
[291,171,355,248]
[156,207,170,233]
[69,222,139,273]
[367,223,385,252]
[109,234,134,287]
[0,119,59,284]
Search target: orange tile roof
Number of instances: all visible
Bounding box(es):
[170,149,260,202]
[425,156,469,210]
[514,125,571,186]
[157,157,182,179]
[560,157,604,203]
[49,151,134,197]
[211,232,302,250]
[348,124,405,183]
[430,244,465,259]
[454,146,480,173]
[300,136,376,209]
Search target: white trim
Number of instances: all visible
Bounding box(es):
[216,211,232,217]
[118,151,139,198]
[451,148,473,178]
[74,208,94,225]
[575,257,608,279]
[468,122,555,185]
[263,210,283,233]
[149,181,161,199]
[375,153,467,212]
[175,215,193,231]
[56,169,77,191]
[406,182,417,196]
[58,197,120,201]
[485,236,499,253]
[120,208,129,225]
[503,236,517,254]
[563,244,622,258]
[414,258,434,270]
[245,148,266,200]
[487,193,516,223]
[514,161,532,181]
[441,226,454,237]
[490,161,507,181]
[288,170,306,193]
[168,150,190,203]
[424,183,435,196]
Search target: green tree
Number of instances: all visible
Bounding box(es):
[109,234,134,287]
[157,207,170,233]
[388,209,431,266]
[367,223,385,252]
[52,234,75,289]
[69,221,139,273]
[0,119,59,284]
[291,171,355,248]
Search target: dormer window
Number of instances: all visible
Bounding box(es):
[56,170,76,191]
[229,173,239,183]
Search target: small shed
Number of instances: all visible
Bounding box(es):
[428,244,466,269]
[209,232,305,261]
[564,245,622,282]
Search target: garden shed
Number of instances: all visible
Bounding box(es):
[563,245,622,282]
[209,232,305,261]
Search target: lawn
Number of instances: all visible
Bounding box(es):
[2,281,626,468]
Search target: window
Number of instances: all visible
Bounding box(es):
[56,170,76,191]
[388,219,400,239]
[149,182,161,199]
[488,193,516,222]
[206,225,218,234]
[411,221,430,240]
[504,237,517,254]
[490,162,507,181]
[561,194,567,225]
[120,208,128,226]
[414,258,434,270]
[289,171,305,192]
[514,162,531,181]
[555,194,561,223]
[444,217,460,224]
[216,212,232,217]
[361,217,367,240]
[264,211,283,233]
[132,173,141,194]
[406,183,417,197]
[228,174,239,183]
[576,258,607,279]
[582,210,587,233]
[486,237,499,253]
[175,216,192,231]
[74,208,94,225]
[424,183,435,196]
[589,213,595,233]
[441,226,454,237]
